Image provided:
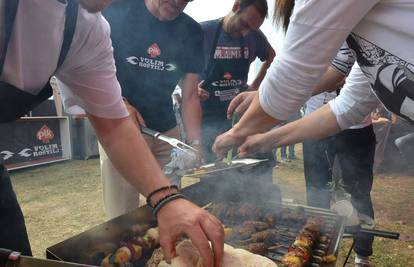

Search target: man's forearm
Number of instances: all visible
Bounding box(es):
[249,48,275,90]
[269,104,341,147]
[181,96,202,142]
[181,74,202,142]
[312,66,346,96]
[88,114,170,195]
[232,92,281,138]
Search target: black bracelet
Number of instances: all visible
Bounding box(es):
[152,193,185,217]
[146,185,178,207]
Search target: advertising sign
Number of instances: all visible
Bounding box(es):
[0,119,63,168]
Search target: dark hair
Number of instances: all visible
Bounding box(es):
[239,0,268,18]
[273,0,295,33]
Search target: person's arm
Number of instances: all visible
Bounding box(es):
[237,104,340,156]
[89,115,170,193]
[248,46,276,91]
[57,14,224,267]
[88,114,224,266]
[311,66,345,96]
[312,42,355,95]
[236,65,381,156]
[213,92,281,156]
[181,73,202,148]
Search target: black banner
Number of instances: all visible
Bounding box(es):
[0,119,63,168]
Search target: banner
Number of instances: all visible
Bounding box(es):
[0,119,63,168]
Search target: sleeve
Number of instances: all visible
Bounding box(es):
[253,30,271,62]
[329,64,380,129]
[55,14,128,119]
[331,42,355,76]
[259,0,379,120]
[181,23,206,74]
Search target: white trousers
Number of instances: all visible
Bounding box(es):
[99,127,179,220]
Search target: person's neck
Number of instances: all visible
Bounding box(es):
[222,13,241,38]
[222,14,232,34]
[144,0,164,21]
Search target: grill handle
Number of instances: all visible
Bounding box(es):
[359,228,400,239]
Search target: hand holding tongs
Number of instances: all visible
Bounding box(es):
[140,126,197,155]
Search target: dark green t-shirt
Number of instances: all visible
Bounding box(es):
[104,0,204,132]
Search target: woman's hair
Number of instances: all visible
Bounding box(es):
[238,0,268,18]
[273,0,295,33]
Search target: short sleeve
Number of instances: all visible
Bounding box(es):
[252,30,271,62]
[180,22,205,74]
[331,42,356,76]
[55,12,128,119]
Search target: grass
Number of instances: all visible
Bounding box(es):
[9,145,414,266]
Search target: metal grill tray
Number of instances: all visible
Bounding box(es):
[47,181,345,267]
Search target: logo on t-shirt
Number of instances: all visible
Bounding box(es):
[147,43,161,58]
[214,47,249,60]
[223,72,232,80]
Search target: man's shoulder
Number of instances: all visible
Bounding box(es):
[173,13,203,41]
[103,0,143,20]
[245,29,267,42]
[200,18,221,32]
[177,12,203,33]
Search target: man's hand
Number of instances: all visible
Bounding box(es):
[212,128,245,158]
[191,143,205,165]
[198,82,210,101]
[124,100,146,127]
[226,91,256,119]
[237,132,274,157]
[157,198,224,267]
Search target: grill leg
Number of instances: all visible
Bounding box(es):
[343,239,355,267]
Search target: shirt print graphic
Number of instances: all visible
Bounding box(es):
[125,43,177,72]
[347,34,414,123]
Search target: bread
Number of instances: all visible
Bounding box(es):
[157,240,277,267]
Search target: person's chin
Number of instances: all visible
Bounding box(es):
[159,9,180,21]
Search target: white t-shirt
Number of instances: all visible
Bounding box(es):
[0,0,128,119]
[259,0,414,129]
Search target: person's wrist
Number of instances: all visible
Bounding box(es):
[188,139,201,146]
[147,186,179,207]
[229,125,247,144]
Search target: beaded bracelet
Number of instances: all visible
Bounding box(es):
[146,185,179,207]
[152,193,185,217]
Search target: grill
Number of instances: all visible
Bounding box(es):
[46,173,345,267]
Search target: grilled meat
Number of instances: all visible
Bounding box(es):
[226,225,257,240]
[244,229,280,245]
[240,242,268,255]
[242,220,269,231]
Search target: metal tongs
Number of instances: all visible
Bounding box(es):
[140,126,197,155]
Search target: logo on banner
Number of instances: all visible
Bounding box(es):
[147,43,161,58]
[18,149,32,158]
[36,125,55,144]
[223,72,232,80]
[0,150,14,160]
